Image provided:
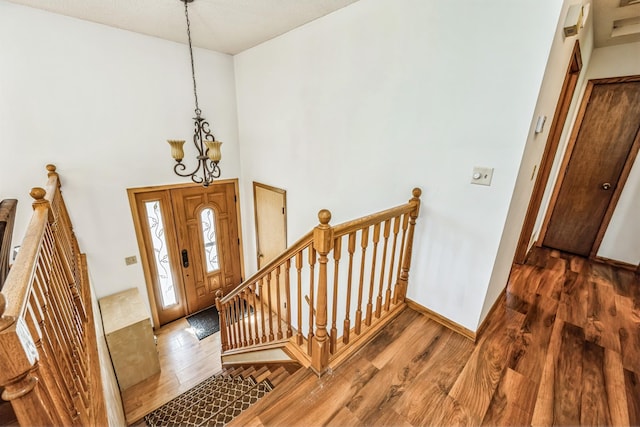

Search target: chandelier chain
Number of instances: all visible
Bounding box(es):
[184,0,201,115]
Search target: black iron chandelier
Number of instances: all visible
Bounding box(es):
[168,0,222,187]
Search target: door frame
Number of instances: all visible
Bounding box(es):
[537,74,640,259]
[127,179,245,328]
[252,182,287,268]
[514,41,582,264]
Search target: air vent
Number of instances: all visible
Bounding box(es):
[612,15,640,37]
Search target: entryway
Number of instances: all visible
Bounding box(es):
[128,180,244,326]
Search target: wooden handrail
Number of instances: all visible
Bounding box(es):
[216,188,421,375]
[0,165,107,426]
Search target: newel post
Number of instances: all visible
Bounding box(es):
[215,290,229,352]
[397,188,422,302]
[311,209,333,375]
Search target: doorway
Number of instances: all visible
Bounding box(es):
[539,77,640,257]
[514,41,582,264]
[128,180,244,326]
[253,182,287,268]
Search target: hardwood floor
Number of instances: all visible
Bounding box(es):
[229,247,640,426]
[121,317,222,425]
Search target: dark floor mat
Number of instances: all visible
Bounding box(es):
[186,306,220,340]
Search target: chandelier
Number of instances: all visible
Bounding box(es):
[168,0,222,187]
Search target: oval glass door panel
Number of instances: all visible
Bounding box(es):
[200,207,220,272]
[144,200,178,308]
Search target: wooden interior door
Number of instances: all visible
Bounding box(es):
[172,182,243,314]
[542,79,640,256]
[253,182,287,268]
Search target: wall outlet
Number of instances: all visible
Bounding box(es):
[471,167,494,186]
[125,255,137,266]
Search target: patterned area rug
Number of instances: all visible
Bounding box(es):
[186,306,220,340]
[144,373,273,427]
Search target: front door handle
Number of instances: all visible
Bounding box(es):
[602,182,611,190]
[181,249,189,267]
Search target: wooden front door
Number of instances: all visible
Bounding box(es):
[253,182,287,268]
[542,78,640,256]
[172,182,243,314]
[130,181,243,326]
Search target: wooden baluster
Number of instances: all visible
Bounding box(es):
[385,216,401,311]
[311,209,333,374]
[365,223,380,326]
[226,303,236,349]
[258,280,267,343]
[47,236,89,409]
[295,252,303,345]
[35,254,82,419]
[396,188,422,302]
[355,227,369,335]
[244,289,255,346]
[343,232,356,345]
[26,292,75,426]
[307,247,316,355]
[285,259,293,339]
[330,236,342,354]
[250,284,260,345]
[235,296,245,347]
[240,295,248,347]
[275,265,283,340]
[393,213,410,304]
[230,298,239,349]
[215,291,229,351]
[265,271,275,341]
[376,219,391,318]
[32,268,79,421]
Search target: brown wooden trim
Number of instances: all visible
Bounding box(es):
[474,290,506,341]
[538,79,595,247]
[405,298,476,342]
[589,124,640,258]
[514,41,582,263]
[232,179,246,284]
[594,256,639,272]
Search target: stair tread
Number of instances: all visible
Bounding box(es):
[226,368,313,427]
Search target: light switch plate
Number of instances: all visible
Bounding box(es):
[125,255,137,266]
[471,167,494,186]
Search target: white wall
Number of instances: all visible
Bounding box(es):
[235,0,563,331]
[480,0,594,324]
[0,1,241,312]
[589,42,640,265]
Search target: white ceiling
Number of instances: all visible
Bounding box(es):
[5,0,640,53]
[4,0,360,55]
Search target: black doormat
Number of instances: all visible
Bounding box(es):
[186,306,220,340]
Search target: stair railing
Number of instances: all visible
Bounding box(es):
[0,165,107,426]
[217,188,421,375]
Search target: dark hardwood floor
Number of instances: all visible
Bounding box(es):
[230,247,640,426]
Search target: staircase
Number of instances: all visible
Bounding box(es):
[143,364,299,427]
